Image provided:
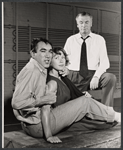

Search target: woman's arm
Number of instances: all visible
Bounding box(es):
[41,80,62,143]
[46,80,57,93]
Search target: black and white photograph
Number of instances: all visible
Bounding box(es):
[3,1,121,148]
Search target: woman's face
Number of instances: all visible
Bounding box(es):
[51,51,66,71]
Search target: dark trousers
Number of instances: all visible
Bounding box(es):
[67,70,117,107]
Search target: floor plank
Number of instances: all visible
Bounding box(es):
[4,125,121,148]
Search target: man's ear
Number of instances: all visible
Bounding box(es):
[90,18,93,27]
[77,24,79,29]
[30,50,36,58]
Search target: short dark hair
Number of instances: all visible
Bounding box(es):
[31,37,53,53]
[76,12,93,21]
[53,47,69,66]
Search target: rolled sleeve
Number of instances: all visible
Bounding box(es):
[94,38,110,79]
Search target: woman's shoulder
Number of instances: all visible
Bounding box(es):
[47,75,59,82]
[47,80,57,93]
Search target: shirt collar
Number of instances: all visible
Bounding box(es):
[89,32,93,38]
[30,58,47,75]
[77,31,93,39]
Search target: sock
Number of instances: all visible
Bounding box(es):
[115,112,121,123]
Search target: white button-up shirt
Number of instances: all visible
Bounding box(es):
[64,32,110,78]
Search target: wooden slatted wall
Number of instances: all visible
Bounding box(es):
[100,33,119,55]
[4,2,121,105]
[4,2,121,127]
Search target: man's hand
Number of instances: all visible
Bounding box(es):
[90,76,99,90]
[59,67,69,77]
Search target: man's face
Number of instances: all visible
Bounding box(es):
[76,15,92,35]
[32,41,53,69]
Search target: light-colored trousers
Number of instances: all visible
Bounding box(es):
[21,96,115,138]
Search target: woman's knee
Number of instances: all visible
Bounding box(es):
[78,96,90,106]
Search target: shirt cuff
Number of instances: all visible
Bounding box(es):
[93,70,106,79]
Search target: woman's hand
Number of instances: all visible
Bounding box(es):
[59,67,69,77]
[47,136,62,143]
[83,91,92,98]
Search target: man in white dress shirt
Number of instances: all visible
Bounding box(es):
[62,12,116,107]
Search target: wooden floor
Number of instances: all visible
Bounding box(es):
[4,89,121,148]
[4,124,121,148]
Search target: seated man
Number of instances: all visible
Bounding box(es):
[63,12,117,107]
[12,37,56,135]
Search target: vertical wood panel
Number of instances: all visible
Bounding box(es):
[49,3,73,30]
[4,63,15,103]
[4,28,16,60]
[100,33,119,55]
[101,10,120,34]
[4,2,14,25]
[4,2,121,114]
[18,2,46,27]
